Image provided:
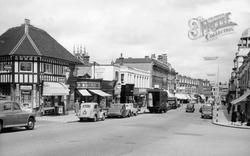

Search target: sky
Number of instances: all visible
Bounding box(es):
[0,0,250,84]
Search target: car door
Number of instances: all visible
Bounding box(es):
[94,104,100,118]
[13,102,27,125]
[2,102,15,126]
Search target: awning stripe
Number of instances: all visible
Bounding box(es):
[78,89,92,96]
[43,82,69,96]
[231,90,250,105]
[89,90,112,97]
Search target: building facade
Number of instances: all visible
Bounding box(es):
[0,19,82,115]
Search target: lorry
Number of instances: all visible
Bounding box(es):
[147,89,168,113]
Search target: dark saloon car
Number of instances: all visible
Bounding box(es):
[0,100,36,133]
[107,104,130,118]
[185,103,195,112]
[199,104,213,119]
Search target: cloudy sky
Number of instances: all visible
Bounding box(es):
[1,0,250,83]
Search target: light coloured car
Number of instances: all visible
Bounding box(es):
[0,100,36,133]
[107,104,130,118]
[125,103,138,116]
[78,103,106,122]
[199,104,213,119]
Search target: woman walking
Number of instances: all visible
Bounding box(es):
[231,110,237,125]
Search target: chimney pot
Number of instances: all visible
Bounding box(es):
[25,19,30,25]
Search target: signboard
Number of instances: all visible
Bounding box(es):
[20,85,32,90]
[4,64,12,71]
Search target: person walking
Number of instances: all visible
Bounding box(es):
[227,103,231,114]
[74,100,80,115]
[231,110,237,125]
[240,109,246,126]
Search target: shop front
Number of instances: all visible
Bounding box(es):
[42,82,69,115]
[75,79,112,109]
[133,88,147,109]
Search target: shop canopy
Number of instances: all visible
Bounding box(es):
[231,90,250,105]
[190,94,197,100]
[43,82,69,96]
[175,93,186,99]
[89,90,112,97]
[165,90,176,98]
[200,94,206,100]
[78,89,92,96]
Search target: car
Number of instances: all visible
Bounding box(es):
[0,100,36,133]
[125,103,138,116]
[78,103,106,122]
[107,103,130,118]
[185,103,195,112]
[199,104,213,119]
[168,99,177,109]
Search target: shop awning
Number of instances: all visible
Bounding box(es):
[231,90,250,105]
[78,89,92,96]
[184,94,191,99]
[190,94,197,100]
[200,94,206,100]
[175,93,185,99]
[165,90,176,98]
[89,90,112,97]
[43,82,69,96]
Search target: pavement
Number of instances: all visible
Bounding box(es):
[212,103,250,129]
[36,104,250,129]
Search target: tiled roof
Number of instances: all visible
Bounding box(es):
[0,22,82,64]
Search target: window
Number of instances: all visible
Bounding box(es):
[13,103,20,110]
[3,103,12,111]
[44,63,52,73]
[20,62,32,72]
[0,63,4,71]
[121,74,124,84]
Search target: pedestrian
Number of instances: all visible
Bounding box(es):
[74,100,80,115]
[227,103,231,114]
[231,110,237,125]
[240,109,246,126]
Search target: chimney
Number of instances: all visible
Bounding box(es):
[157,55,163,62]
[25,19,30,25]
[119,53,124,66]
[145,56,149,59]
[151,54,156,59]
[24,19,30,34]
[162,54,168,64]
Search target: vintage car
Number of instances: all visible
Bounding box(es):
[185,103,195,112]
[168,99,178,109]
[107,103,130,118]
[125,103,138,116]
[0,100,36,133]
[78,103,106,122]
[199,104,213,119]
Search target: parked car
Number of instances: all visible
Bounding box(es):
[199,104,213,119]
[125,103,138,116]
[78,103,106,122]
[185,103,195,113]
[168,99,178,109]
[0,100,36,133]
[107,103,130,118]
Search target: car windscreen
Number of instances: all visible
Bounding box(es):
[82,105,91,108]
[203,106,212,110]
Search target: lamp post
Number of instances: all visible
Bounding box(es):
[204,57,220,122]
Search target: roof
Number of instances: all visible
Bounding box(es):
[0,20,82,65]
[241,28,250,38]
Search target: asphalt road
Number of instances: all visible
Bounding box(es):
[1,104,249,156]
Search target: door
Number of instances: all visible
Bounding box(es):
[13,102,27,125]
[2,102,16,126]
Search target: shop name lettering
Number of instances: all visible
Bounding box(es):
[188,12,237,41]
[77,82,100,88]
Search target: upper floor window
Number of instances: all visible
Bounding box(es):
[20,62,32,72]
[121,74,124,84]
[44,63,52,73]
[0,63,4,71]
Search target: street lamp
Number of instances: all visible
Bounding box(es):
[204,57,220,122]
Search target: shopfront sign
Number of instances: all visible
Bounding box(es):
[20,85,32,90]
[77,82,100,89]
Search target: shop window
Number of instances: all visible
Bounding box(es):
[20,62,32,72]
[0,63,4,71]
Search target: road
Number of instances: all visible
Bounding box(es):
[0,104,249,156]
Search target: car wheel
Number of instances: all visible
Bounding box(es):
[93,115,97,122]
[26,118,35,130]
[0,121,3,133]
[135,111,138,116]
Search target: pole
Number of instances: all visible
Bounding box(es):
[216,59,219,122]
